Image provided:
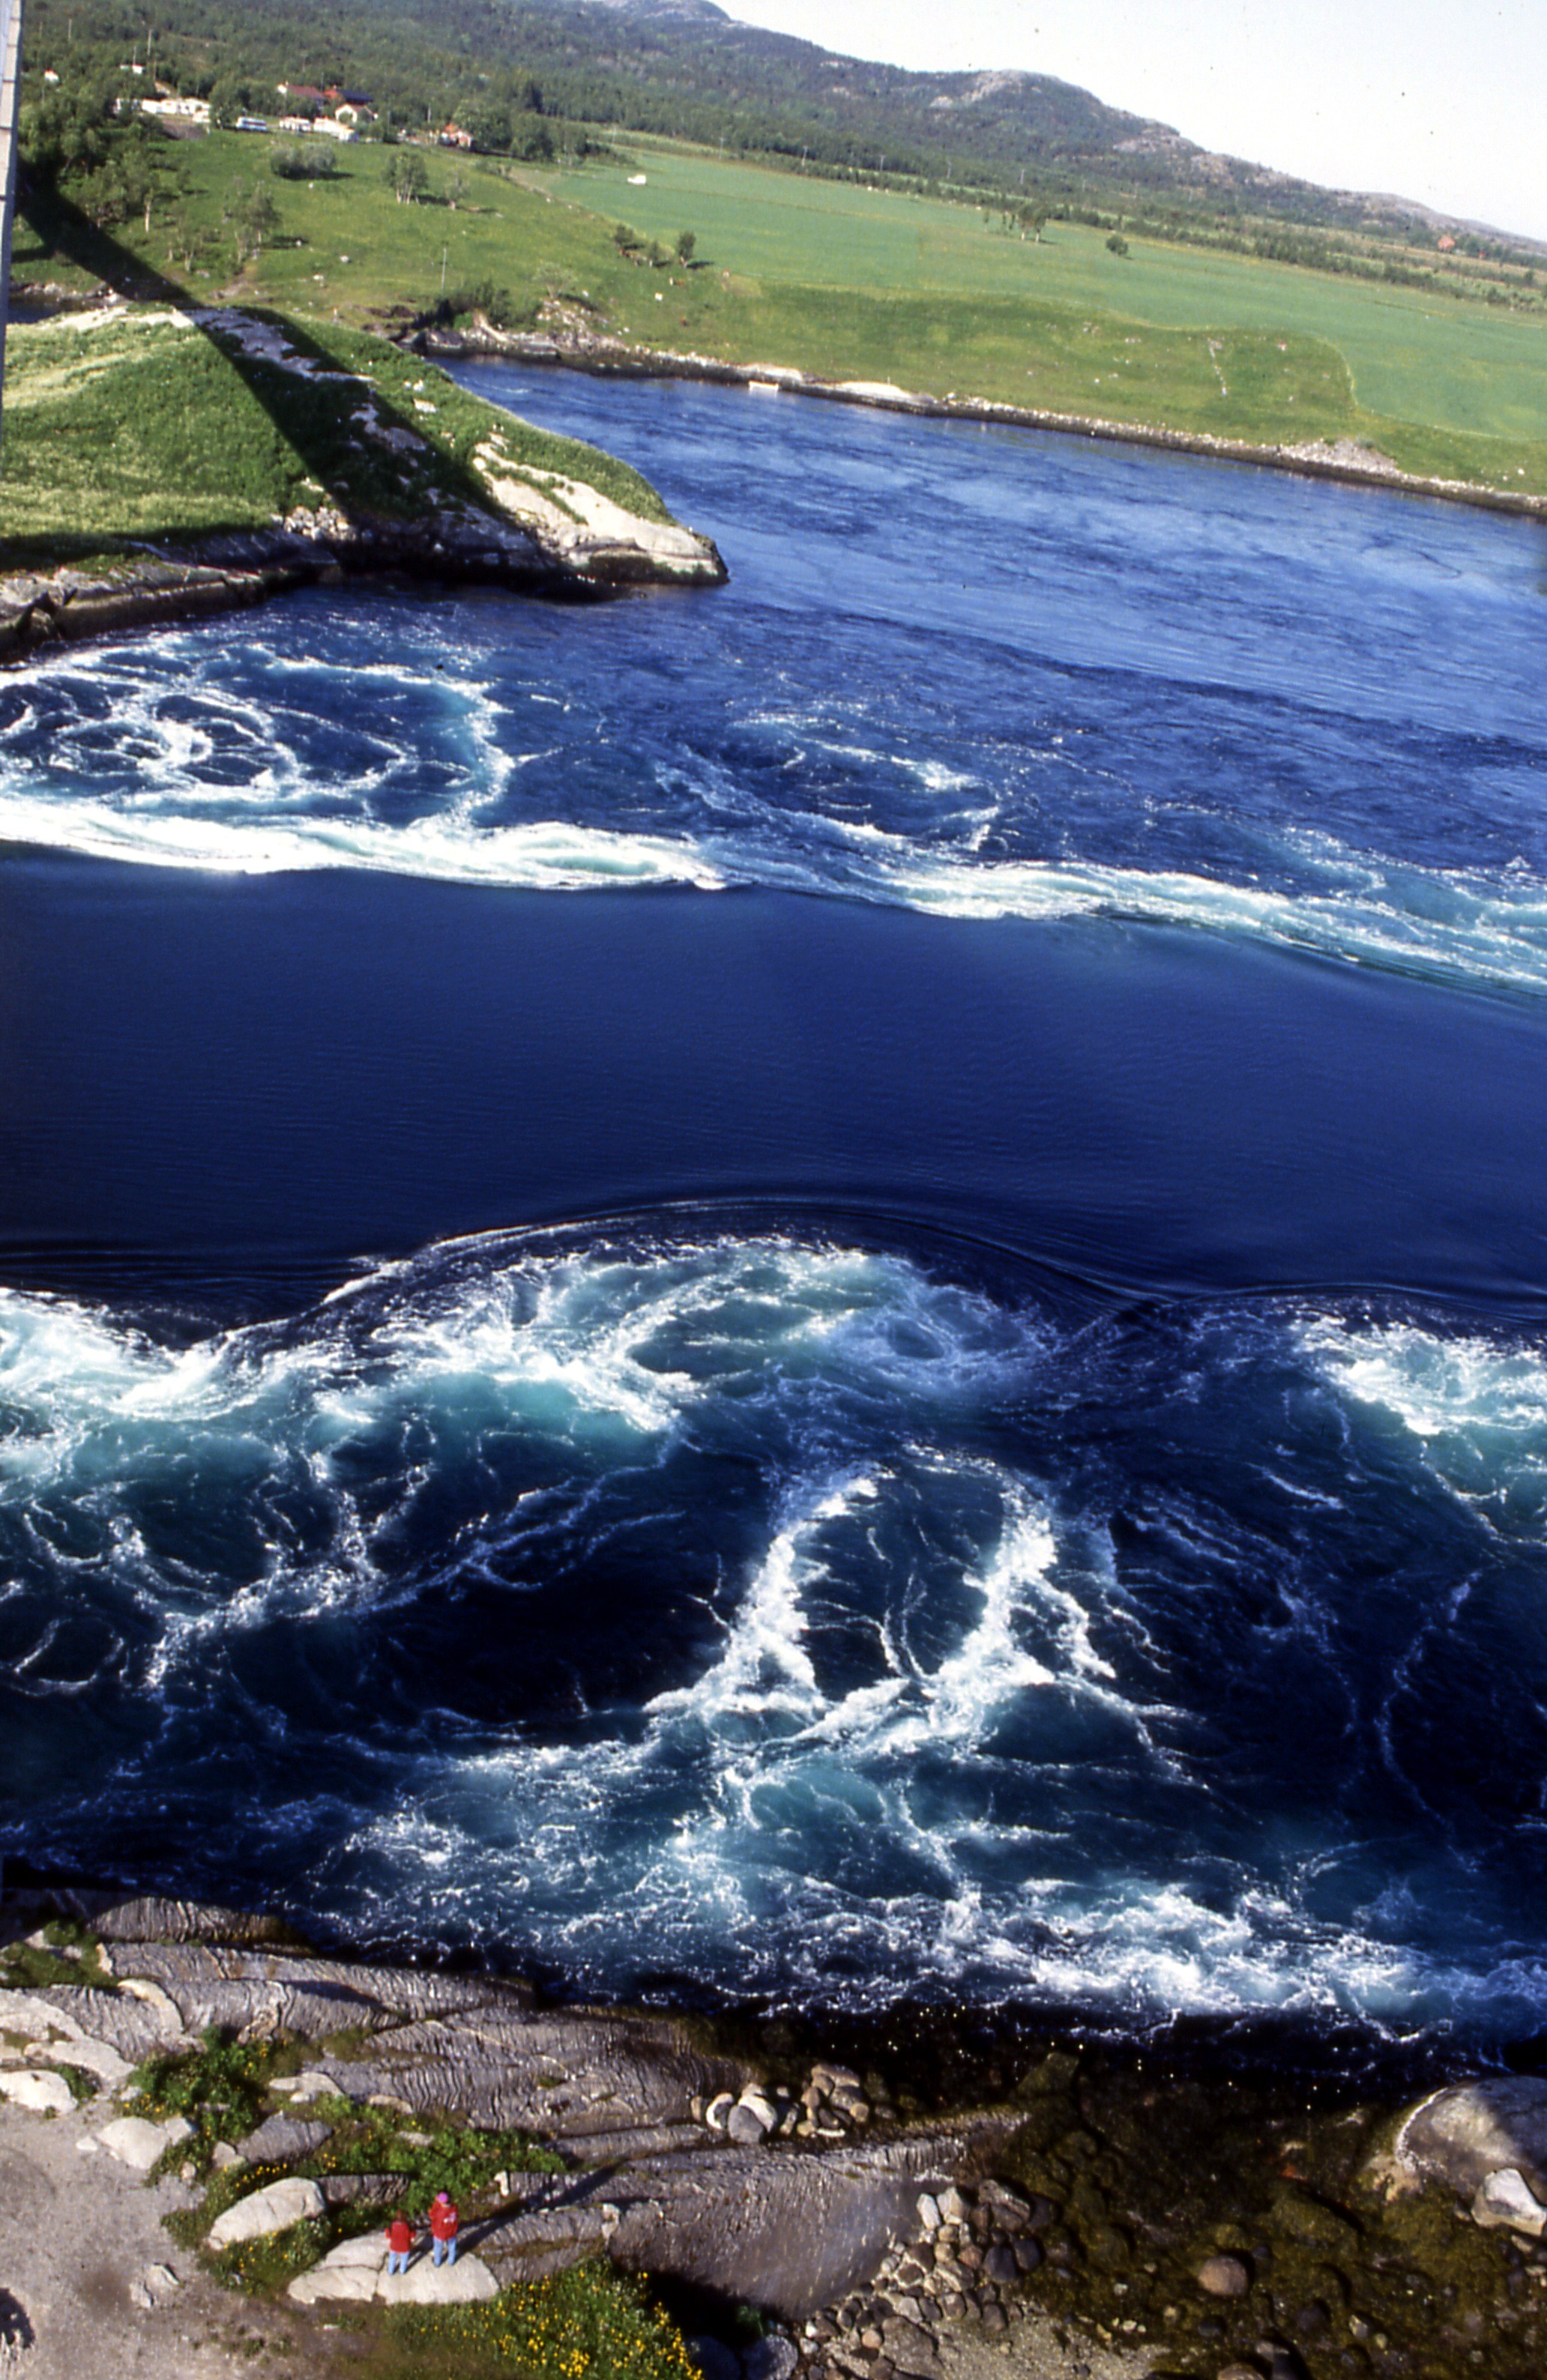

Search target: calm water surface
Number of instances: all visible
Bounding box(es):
[3,373,1547,2050]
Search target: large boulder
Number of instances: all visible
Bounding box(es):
[238,2114,333,2165]
[0,2069,76,2115]
[207,2175,326,2248]
[288,2235,386,2305]
[94,2114,193,2172]
[1395,2078,1547,2199]
[607,2139,972,2321]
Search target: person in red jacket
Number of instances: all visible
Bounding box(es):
[429,2190,459,2267]
[385,2211,414,2277]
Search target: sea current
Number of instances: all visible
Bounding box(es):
[3,371,1547,2051]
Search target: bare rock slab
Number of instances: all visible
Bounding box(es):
[207,2175,326,2248]
[385,2253,499,2304]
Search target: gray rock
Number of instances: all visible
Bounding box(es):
[1198,2253,1251,2298]
[1011,2238,1041,2273]
[742,2337,797,2380]
[319,2172,410,2209]
[1473,2166,1547,2236]
[238,2114,334,2165]
[983,2247,1017,2286]
[727,2102,772,2147]
[608,2139,983,2322]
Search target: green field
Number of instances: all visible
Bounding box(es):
[15,127,1547,496]
[552,140,1547,446]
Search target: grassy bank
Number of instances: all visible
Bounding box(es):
[0,303,675,576]
[16,127,1547,500]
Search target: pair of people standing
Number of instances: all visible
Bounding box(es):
[385,2192,460,2274]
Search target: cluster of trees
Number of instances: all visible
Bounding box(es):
[612,222,696,271]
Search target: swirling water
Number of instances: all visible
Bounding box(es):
[4,371,1547,2049]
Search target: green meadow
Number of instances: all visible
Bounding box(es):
[16,127,1547,496]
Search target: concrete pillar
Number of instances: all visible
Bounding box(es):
[0,0,23,437]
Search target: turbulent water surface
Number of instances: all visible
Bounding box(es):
[4,372,1547,2049]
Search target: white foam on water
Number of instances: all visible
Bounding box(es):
[10,1245,1547,2027]
[4,635,1547,997]
[1302,1315,1547,1518]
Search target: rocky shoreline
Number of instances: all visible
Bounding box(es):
[417,322,1547,525]
[0,494,726,663]
[4,1883,1547,2380]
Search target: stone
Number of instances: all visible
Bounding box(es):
[0,2070,76,2116]
[1473,2166,1547,2238]
[207,2175,326,2249]
[705,2093,735,2131]
[1011,2240,1041,2274]
[272,2068,343,2103]
[1198,2253,1252,2298]
[937,2187,970,2224]
[385,2253,499,2305]
[738,2088,779,2127]
[980,2304,1007,2336]
[96,2115,193,2172]
[238,2113,334,2165]
[742,2339,797,2380]
[728,2101,774,2147]
[983,2248,1017,2287]
[127,2262,181,2311]
[211,2142,245,2170]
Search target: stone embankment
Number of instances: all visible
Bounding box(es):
[420,321,1547,523]
[6,1885,1547,2380]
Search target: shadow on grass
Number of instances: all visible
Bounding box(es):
[5,181,505,562]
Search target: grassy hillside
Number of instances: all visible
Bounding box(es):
[13,127,1547,500]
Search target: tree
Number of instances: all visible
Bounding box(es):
[226,181,280,263]
[1106,231,1130,257]
[675,228,696,264]
[444,169,468,209]
[387,150,429,205]
[208,75,256,131]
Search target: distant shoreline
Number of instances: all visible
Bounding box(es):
[421,321,1547,523]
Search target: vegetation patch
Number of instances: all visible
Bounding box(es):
[0,1918,114,1990]
[374,2265,696,2380]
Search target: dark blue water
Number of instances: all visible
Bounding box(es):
[4,371,1547,2045]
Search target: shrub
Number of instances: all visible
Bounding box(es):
[271,139,337,181]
